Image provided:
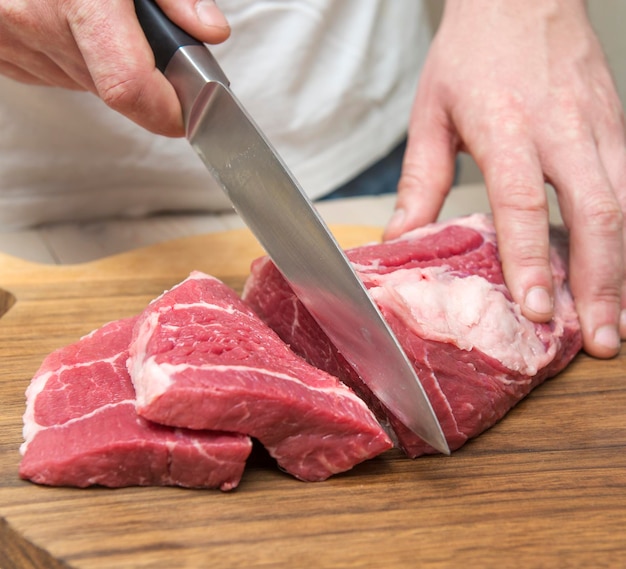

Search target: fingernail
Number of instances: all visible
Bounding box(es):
[524,286,552,316]
[195,0,229,29]
[593,324,621,352]
[620,309,626,336]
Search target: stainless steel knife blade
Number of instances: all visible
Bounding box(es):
[134,0,450,455]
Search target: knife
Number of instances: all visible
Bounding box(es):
[133,0,450,455]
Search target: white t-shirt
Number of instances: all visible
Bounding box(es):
[0,0,432,229]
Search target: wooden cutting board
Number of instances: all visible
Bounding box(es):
[1,226,624,569]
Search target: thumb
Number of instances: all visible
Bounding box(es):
[156,0,230,44]
[383,111,457,240]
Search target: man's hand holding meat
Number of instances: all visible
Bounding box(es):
[385,0,626,359]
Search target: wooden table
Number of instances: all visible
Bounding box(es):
[1,191,624,568]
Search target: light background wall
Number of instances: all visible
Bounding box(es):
[425,1,626,186]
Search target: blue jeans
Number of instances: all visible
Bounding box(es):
[318,139,459,201]
[318,139,407,201]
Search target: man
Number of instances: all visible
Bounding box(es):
[0,0,624,358]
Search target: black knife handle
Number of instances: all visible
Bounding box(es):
[134,0,202,72]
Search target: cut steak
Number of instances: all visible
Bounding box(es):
[127,271,392,482]
[19,317,251,490]
[242,214,583,457]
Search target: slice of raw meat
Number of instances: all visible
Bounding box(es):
[242,214,583,457]
[19,317,251,490]
[127,272,392,482]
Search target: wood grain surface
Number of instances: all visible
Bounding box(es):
[0,226,624,569]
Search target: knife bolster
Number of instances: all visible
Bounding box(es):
[165,46,230,135]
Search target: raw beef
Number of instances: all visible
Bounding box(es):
[128,271,392,482]
[242,214,583,457]
[19,317,251,490]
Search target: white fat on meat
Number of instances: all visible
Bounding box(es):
[369,266,554,376]
[20,369,50,454]
[127,310,174,407]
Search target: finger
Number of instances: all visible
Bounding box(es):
[0,60,50,86]
[0,50,86,91]
[482,142,554,322]
[0,0,96,91]
[551,148,624,358]
[68,0,184,136]
[383,109,457,240]
[157,0,230,44]
[594,105,626,340]
[616,215,626,340]
[44,35,98,93]
[620,255,625,342]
